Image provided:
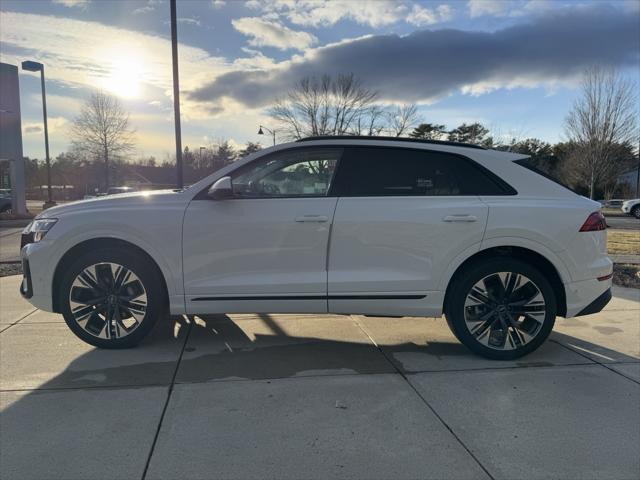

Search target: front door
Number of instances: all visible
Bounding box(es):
[182,147,342,314]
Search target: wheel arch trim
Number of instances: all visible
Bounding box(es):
[440,237,570,317]
[51,235,177,313]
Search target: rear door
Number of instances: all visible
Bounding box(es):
[327,146,501,316]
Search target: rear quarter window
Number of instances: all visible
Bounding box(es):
[514,158,579,194]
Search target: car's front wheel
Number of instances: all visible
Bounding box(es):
[631,205,640,219]
[58,248,165,348]
[445,258,556,360]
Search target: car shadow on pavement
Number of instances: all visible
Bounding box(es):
[2,311,639,479]
[4,312,638,390]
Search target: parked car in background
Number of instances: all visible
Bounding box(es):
[0,195,11,213]
[598,199,626,209]
[98,186,138,196]
[19,137,612,360]
[621,199,640,219]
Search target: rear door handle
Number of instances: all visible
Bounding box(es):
[443,215,477,223]
[295,215,329,223]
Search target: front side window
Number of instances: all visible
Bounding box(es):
[332,147,512,196]
[232,148,341,198]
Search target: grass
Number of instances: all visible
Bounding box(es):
[608,229,640,255]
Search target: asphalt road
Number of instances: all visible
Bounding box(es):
[607,215,639,230]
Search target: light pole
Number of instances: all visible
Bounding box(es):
[258,125,276,146]
[636,141,640,198]
[21,60,55,208]
[170,0,184,189]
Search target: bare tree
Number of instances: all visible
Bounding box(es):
[71,91,135,191]
[269,74,379,139]
[386,104,420,137]
[353,105,387,136]
[565,66,638,198]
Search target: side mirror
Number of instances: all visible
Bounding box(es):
[207,176,233,200]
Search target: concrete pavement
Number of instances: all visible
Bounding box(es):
[0,227,22,263]
[1,274,638,479]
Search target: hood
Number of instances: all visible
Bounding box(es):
[36,189,182,219]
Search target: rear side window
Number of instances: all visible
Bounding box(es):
[331,147,514,197]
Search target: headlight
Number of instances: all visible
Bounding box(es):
[21,218,58,248]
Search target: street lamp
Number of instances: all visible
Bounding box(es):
[199,146,206,169]
[21,60,55,208]
[258,125,276,146]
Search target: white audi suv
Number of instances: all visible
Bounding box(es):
[20,137,613,359]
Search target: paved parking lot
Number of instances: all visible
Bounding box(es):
[1,274,639,479]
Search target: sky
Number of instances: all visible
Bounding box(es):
[0,0,638,162]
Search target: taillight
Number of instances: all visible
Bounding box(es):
[579,211,607,232]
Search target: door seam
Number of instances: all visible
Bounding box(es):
[325,197,341,312]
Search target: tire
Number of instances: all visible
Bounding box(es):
[444,257,557,360]
[58,248,165,348]
[631,205,640,219]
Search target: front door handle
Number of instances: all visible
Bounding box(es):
[443,215,478,223]
[295,215,329,223]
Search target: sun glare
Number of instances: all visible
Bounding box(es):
[101,55,143,99]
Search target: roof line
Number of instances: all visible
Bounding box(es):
[295,135,487,150]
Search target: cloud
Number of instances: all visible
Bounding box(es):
[52,0,89,8]
[0,11,278,120]
[177,17,202,26]
[22,117,68,135]
[190,5,640,109]
[133,6,154,15]
[467,0,509,18]
[1,9,282,160]
[407,4,453,26]
[232,17,317,51]
[211,0,225,8]
[246,0,409,28]
[244,1,455,28]
[133,0,162,15]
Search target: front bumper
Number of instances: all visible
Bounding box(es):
[19,258,33,299]
[621,205,631,213]
[19,242,56,312]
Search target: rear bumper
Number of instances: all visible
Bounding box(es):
[575,288,612,317]
[564,276,612,318]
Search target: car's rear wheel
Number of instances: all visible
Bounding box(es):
[445,258,556,360]
[58,248,165,348]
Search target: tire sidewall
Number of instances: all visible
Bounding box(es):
[446,257,557,360]
[58,248,164,348]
